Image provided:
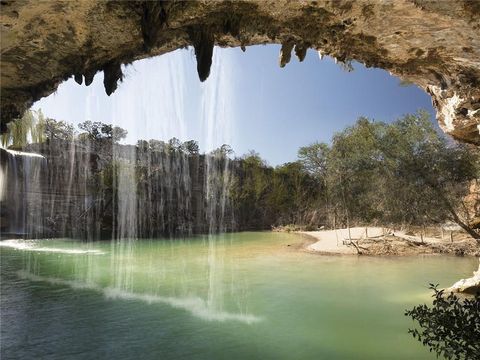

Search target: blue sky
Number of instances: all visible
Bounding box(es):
[33,45,434,165]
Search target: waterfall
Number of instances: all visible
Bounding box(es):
[114,146,138,240]
[201,48,237,313]
[1,48,257,323]
[0,148,47,237]
[0,50,235,241]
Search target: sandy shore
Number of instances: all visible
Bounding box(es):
[300,227,384,254]
[300,227,480,256]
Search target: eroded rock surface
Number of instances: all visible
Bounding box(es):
[1,0,479,143]
[447,260,480,296]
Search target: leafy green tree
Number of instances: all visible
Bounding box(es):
[274,161,319,224]
[405,284,480,360]
[167,137,182,153]
[327,117,385,227]
[230,150,321,229]
[137,140,149,152]
[183,140,199,155]
[78,121,127,143]
[43,118,75,142]
[230,151,271,228]
[378,111,480,238]
[1,110,35,148]
[30,110,46,143]
[148,139,167,152]
[296,112,479,236]
[298,142,331,225]
[0,109,62,147]
[298,142,330,178]
[211,144,234,157]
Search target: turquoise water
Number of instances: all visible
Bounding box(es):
[1,232,476,359]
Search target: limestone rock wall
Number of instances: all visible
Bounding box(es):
[0,142,235,239]
[464,180,480,229]
[1,0,479,144]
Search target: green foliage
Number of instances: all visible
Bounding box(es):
[147,139,167,152]
[377,112,479,234]
[0,109,72,147]
[1,110,37,148]
[211,144,234,157]
[298,142,329,177]
[30,110,46,144]
[1,110,82,147]
[405,284,480,360]
[183,140,199,155]
[231,150,321,229]
[4,110,476,234]
[328,117,385,224]
[137,138,200,156]
[229,111,478,231]
[295,111,479,232]
[137,139,149,151]
[43,118,74,142]
[167,137,182,152]
[78,121,127,143]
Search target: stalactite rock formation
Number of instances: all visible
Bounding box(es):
[1,0,479,144]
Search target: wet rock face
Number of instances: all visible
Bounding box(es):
[1,0,479,143]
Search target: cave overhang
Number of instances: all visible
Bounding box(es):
[1,0,479,144]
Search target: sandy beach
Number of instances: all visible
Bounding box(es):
[300,226,480,256]
[300,227,384,254]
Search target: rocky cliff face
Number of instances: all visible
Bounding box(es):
[1,0,479,143]
[464,180,480,228]
[447,262,480,295]
[0,142,236,239]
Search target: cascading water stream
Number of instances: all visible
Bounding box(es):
[1,48,256,323]
[201,48,242,314]
[112,148,137,291]
[105,50,193,294]
[0,148,47,237]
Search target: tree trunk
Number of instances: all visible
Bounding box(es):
[448,206,480,240]
[435,189,480,241]
[349,237,362,255]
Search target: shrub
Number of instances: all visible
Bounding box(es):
[405,284,480,360]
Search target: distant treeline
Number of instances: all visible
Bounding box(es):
[2,110,479,238]
[233,111,479,238]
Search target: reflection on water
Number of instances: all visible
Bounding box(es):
[1,232,477,360]
[16,270,260,324]
[0,239,105,255]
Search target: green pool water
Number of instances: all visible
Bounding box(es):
[1,232,476,359]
